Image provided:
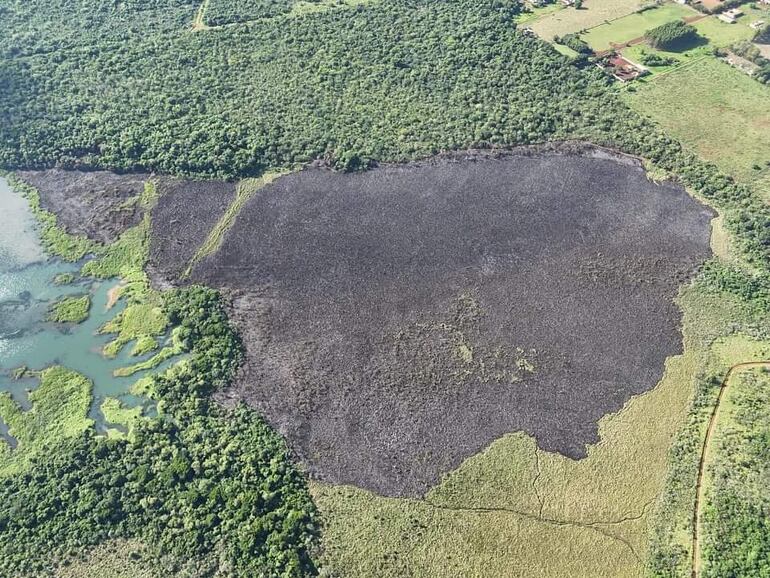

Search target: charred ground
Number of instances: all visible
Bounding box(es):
[17,170,148,244]
[171,150,716,497]
[147,180,236,284]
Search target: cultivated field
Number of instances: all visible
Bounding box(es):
[172,150,716,497]
[530,0,647,41]
[581,3,696,52]
[624,58,770,185]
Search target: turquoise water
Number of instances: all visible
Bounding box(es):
[0,175,176,435]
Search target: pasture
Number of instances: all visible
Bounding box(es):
[624,58,770,186]
[313,286,764,577]
[580,4,697,52]
[530,0,647,41]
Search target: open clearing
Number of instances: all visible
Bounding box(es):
[581,3,697,52]
[530,0,647,41]
[163,149,717,497]
[624,58,770,186]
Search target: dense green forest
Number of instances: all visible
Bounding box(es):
[0,0,197,57]
[0,287,319,577]
[1,0,609,176]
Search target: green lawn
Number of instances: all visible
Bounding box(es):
[692,15,756,47]
[619,15,757,75]
[531,0,646,40]
[553,42,580,57]
[516,2,565,25]
[620,16,753,74]
[581,3,698,51]
[624,58,770,185]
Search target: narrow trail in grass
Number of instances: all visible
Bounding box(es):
[192,0,210,30]
[691,360,770,578]
[423,497,654,565]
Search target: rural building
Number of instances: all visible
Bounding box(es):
[719,8,743,23]
[561,0,575,6]
[597,53,648,82]
[760,0,770,6]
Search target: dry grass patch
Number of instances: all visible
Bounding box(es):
[531,0,647,40]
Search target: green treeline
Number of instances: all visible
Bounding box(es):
[645,21,700,50]
[2,0,599,177]
[0,287,319,577]
[1,0,768,277]
[702,371,770,577]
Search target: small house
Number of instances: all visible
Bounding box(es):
[597,53,648,82]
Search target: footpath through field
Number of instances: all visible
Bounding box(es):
[691,360,770,578]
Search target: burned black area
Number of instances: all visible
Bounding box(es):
[147,180,236,284]
[181,151,714,497]
[17,169,148,244]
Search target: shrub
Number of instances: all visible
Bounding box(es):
[554,33,593,54]
[645,20,699,50]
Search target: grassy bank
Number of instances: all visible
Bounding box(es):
[47,294,91,324]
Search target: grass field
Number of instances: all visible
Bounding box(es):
[516,2,565,25]
[624,58,770,186]
[581,3,697,51]
[618,12,757,74]
[530,0,648,41]
[312,283,764,577]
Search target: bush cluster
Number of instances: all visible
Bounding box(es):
[645,21,699,50]
[0,287,320,577]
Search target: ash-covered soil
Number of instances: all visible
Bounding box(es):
[16,170,148,244]
[177,151,713,497]
[147,180,236,283]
